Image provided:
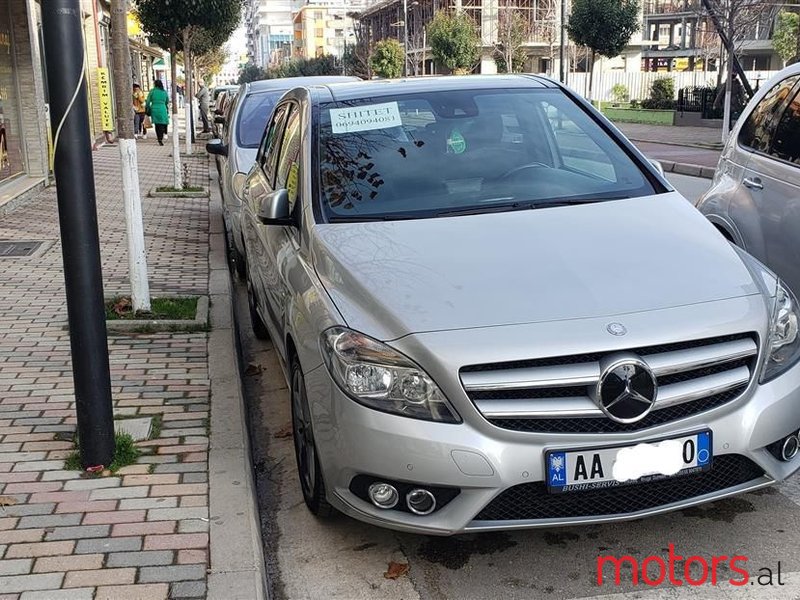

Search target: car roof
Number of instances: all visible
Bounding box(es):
[247,76,359,94]
[310,74,556,102]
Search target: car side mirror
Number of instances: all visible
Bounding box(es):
[258,188,293,226]
[206,139,227,157]
[214,115,226,125]
[648,159,666,178]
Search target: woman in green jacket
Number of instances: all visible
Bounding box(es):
[145,80,170,145]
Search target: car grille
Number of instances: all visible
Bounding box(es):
[473,454,765,522]
[460,333,758,434]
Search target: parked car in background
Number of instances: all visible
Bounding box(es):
[696,63,800,298]
[212,89,238,140]
[206,75,357,276]
[212,85,238,113]
[240,74,800,535]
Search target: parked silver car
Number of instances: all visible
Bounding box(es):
[242,75,800,535]
[207,76,357,276]
[696,62,800,297]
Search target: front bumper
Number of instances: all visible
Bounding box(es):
[304,349,800,536]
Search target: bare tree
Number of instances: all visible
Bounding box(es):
[110,0,151,312]
[495,0,533,73]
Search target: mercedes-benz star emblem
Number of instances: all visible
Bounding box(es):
[606,322,627,336]
[595,356,657,423]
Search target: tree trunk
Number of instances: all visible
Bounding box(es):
[110,0,151,312]
[183,29,193,156]
[170,37,182,190]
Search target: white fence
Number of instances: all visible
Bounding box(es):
[562,70,780,102]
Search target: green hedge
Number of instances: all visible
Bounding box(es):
[602,107,675,125]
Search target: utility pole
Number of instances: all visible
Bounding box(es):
[111,0,151,313]
[42,0,115,470]
[559,0,567,84]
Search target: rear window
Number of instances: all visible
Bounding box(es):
[318,88,655,221]
[236,90,284,148]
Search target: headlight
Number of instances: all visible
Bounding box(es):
[321,327,460,423]
[232,172,247,202]
[762,281,800,382]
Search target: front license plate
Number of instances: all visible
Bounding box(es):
[546,430,712,493]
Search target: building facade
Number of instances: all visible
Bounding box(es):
[0,0,49,204]
[293,1,360,60]
[247,0,297,68]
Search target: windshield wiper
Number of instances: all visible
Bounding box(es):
[435,202,526,217]
[528,195,630,208]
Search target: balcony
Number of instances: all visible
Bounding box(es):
[644,0,700,16]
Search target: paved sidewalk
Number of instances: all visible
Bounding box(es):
[0,127,252,598]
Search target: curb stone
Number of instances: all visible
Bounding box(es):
[205,164,269,600]
[104,296,210,333]
[658,160,716,180]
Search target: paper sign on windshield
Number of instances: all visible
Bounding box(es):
[330,102,402,134]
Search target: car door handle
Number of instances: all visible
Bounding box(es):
[743,177,763,190]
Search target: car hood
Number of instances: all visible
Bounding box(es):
[312,193,761,341]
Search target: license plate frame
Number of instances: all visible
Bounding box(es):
[545,429,713,494]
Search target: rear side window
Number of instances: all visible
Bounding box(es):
[769,90,800,166]
[738,76,799,152]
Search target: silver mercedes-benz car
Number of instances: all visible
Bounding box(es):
[241,75,800,535]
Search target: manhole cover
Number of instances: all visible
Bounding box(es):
[0,240,45,257]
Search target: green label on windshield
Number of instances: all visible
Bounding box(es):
[447,129,466,154]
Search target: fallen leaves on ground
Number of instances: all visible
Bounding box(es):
[273,423,293,439]
[113,297,132,316]
[384,561,409,580]
[244,363,263,376]
[0,496,18,508]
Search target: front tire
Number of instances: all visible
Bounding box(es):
[291,357,334,518]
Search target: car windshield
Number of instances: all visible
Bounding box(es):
[318,88,656,220]
[237,90,284,148]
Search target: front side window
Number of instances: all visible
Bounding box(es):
[276,108,302,208]
[318,88,655,221]
[739,76,799,153]
[769,89,800,166]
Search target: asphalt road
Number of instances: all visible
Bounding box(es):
[665,172,712,204]
[234,180,800,599]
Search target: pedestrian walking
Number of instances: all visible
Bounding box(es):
[195,80,210,133]
[145,79,170,146]
[132,83,147,139]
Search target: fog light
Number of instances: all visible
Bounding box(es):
[368,482,399,509]
[782,435,799,461]
[406,488,436,515]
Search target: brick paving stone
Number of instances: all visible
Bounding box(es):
[169,580,206,598]
[74,537,142,554]
[43,525,109,542]
[111,521,176,537]
[146,507,207,521]
[0,573,64,594]
[19,589,94,600]
[63,567,136,588]
[143,533,207,551]
[176,549,206,565]
[150,484,206,497]
[0,558,32,576]
[5,541,74,558]
[178,496,206,508]
[177,521,208,534]
[94,583,169,600]
[122,474,179,487]
[32,553,103,573]
[0,530,45,544]
[62,479,121,491]
[81,509,146,525]
[16,514,83,530]
[54,500,118,514]
[106,550,174,568]
[119,497,178,511]
[88,485,148,501]
[0,520,17,532]
[138,564,205,583]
